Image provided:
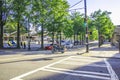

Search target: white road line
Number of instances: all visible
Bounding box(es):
[104,59,119,80]
[42,68,110,80]
[46,66,110,76]
[10,56,72,80]
[60,61,107,67]
[70,56,100,59]
[69,58,103,63]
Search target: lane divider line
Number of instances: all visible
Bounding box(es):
[104,59,119,80]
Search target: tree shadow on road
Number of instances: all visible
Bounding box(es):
[29,53,120,80]
[90,45,118,51]
[0,52,85,64]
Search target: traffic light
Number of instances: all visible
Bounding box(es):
[89,32,92,35]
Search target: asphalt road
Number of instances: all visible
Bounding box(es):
[0,42,120,80]
[107,58,120,79]
[0,53,119,80]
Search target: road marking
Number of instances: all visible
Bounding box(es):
[10,56,72,80]
[42,68,110,80]
[69,58,103,63]
[104,59,119,80]
[60,61,107,67]
[71,56,103,60]
[10,56,113,80]
[46,66,110,76]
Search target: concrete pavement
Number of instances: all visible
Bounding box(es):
[88,42,120,59]
[0,42,120,59]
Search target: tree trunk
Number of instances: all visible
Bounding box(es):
[52,32,54,44]
[41,23,44,49]
[17,22,20,48]
[80,34,82,45]
[0,1,3,49]
[52,23,55,45]
[56,32,58,43]
[77,33,78,45]
[60,31,62,46]
[73,32,75,45]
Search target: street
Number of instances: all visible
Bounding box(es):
[0,0,119,80]
[0,43,120,80]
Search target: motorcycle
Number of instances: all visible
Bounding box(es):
[51,44,65,53]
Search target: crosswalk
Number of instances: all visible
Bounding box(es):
[40,56,111,80]
[11,55,118,80]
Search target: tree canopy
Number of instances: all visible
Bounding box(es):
[0,0,116,49]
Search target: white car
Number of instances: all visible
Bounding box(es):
[65,42,73,48]
[61,40,66,46]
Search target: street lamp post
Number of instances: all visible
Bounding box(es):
[84,0,89,53]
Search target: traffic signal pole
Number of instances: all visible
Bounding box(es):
[84,0,89,53]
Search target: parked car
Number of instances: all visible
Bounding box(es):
[61,40,66,46]
[45,44,53,50]
[74,41,80,45]
[65,42,73,48]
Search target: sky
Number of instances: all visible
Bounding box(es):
[67,0,120,25]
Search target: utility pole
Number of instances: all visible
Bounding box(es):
[84,0,89,53]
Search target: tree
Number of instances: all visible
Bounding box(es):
[41,0,69,45]
[87,17,98,40]
[8,0,27,48]
[70,12,85,45]
[0,0,8,48]
[0,0,4,48]
[90,9,115,42]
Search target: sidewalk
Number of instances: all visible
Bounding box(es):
[0,44,85,55]
[84,42,120,59]
[0,42,120,59]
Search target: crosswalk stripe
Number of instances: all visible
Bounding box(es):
[71,56,103,60]
[46,67,110,76]
[69,58,103,63]
[104,59,119,80]
[60,61,107,68]
[43,68,110,80]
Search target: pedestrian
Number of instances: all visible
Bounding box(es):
[21,41,23,48]
[8,40,13,47]
[23,41,26,49]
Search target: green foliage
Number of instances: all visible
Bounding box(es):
[90,9,115,40]
[3,1,115,42]
[70,12,85,35]
[63,18,74,38]
[89,29,98,40]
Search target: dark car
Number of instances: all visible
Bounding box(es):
[74,41,80,45]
